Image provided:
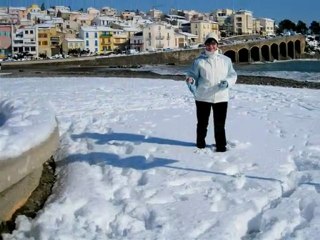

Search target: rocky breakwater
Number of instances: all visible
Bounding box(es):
[0,99,59,234]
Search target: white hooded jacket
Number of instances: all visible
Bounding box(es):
[186,51,237,103]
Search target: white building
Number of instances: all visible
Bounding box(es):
[100,7,117,17]
[147,9,162,21]
[11,26,38,57]
[79,26,100,53]
[258,18,275,35]
[142,23,176,51]
[87,7,100,17]
[232,10,253,35]
[176,32,198,48]
[92,16,117,27]
[130,31,143,52]
[62,38,85,54]
[165,15,189,28]
[54,6,71,16]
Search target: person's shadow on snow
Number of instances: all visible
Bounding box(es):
[71,132,194,147]
[58,152,178,170]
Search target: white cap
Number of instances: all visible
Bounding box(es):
[204,32,219,44]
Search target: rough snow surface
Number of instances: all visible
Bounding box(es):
[1,77,320,239]
[0,98,57,160]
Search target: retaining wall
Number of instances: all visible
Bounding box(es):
[0,100,59,223]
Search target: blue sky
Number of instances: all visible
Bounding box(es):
[0,0,318,25]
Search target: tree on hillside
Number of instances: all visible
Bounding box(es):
[277,19,296,34]
[40,3,45,11]
[296,20,308,34]
[309,21,320,35]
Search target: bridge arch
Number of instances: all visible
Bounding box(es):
[250,46,260,62]
[239,48,249,62]
[261,45,270,61]
[295,40,301,54]
[224,50,236,62]
[288,41,294,59]
[279,42,286,59]
[271,43,279,61]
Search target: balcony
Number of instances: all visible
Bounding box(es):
[50,37,60,42]
[24,41,36,45]
[101,33,112,37]
[13,40,23,44]
[156,35,164,40]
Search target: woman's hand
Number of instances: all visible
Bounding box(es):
[186,77,194,84]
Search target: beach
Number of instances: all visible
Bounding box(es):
[1,65,320,89]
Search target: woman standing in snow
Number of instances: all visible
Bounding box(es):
[186,32,237,152]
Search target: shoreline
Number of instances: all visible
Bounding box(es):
[1,67,319,90]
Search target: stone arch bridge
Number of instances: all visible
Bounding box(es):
[220,35,306,63]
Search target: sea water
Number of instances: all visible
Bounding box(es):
[140,60,320,83]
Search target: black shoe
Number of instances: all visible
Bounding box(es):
[216,147,227,152]
[196,144,206,149]
[196,140,206,149]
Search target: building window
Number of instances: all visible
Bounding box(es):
[86,32,89,38]
[94,32,97,38]
[95,40,98,46]
[86,40,89,46]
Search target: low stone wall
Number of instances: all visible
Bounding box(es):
[0,127,59,222]
[1,49,202,70]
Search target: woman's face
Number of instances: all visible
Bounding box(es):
[205,42,218,52]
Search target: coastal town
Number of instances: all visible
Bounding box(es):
[0,4,278,61]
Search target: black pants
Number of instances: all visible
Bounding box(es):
[195,101,228,149]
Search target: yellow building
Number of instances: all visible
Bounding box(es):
[38,25,62,57]
[26,4,41,14]
[100,31,114,53]
[190,20,219,44]
[99,30,129,53]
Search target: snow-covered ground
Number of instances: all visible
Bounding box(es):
[1,77,320,239]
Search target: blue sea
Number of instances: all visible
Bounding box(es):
[139,60,320,83]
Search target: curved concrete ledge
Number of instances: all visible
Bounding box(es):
[0,167,43,221]
[0,126,59,193]
[0,124,59,222]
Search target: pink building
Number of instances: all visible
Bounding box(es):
[0,25,12,58]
